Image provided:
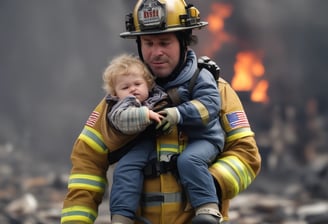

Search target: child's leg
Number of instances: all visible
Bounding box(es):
[177,139,219,207]
[177,139,222,223]
[110,138,155,221]
[177,140,222,224]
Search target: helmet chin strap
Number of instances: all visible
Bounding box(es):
[136,37,143,62]
[136,32,188,86]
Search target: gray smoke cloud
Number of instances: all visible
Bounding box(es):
[0,1,136,166]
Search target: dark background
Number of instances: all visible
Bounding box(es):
[1,1,327,180]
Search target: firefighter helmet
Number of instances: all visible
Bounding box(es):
[120,0,208,38]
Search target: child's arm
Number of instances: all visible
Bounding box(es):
[109,96,162,135]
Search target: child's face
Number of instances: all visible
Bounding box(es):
[114,67,150,102]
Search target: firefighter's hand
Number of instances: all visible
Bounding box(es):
[156,108,179,134]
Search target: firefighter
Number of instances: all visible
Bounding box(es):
[60,0,261,223]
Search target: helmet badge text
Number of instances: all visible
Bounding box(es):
[138,0,166,31]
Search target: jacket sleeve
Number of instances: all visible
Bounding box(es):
[108,96,151,135]
[61,98,111,224]
[209,78,261,200]
[110,107,151,135]
[61,139,109,224]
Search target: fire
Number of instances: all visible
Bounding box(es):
[202,3,234,56]
[202,3,269,104]
[251,80,269,103]
[231,51,269,103]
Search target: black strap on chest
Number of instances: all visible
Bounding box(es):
[143,155,179,178]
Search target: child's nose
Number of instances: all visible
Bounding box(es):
[130,86,136,92]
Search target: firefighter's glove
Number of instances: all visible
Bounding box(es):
[156,107,180,135]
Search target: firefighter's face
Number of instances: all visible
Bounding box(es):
[140,33,180,78]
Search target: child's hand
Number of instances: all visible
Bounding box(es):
[155,108,179,134]
[148,110,163,123]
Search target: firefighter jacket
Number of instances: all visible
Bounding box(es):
[61,81,261,224]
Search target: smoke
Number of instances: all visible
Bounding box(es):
[0,1,135,165]
[1,0,327,169]
[239,0,328,108]
[195,0,328,106]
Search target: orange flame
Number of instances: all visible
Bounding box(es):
[203,3,269,104]
[232,51,269,103]
[202,3,234,57]
[251,80,269,103]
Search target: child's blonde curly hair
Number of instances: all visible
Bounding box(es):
[102,54,155,96]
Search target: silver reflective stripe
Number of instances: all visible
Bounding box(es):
[141,192,184,207]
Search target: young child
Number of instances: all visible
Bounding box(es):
[103,54,167,135]
[102,54,167,224]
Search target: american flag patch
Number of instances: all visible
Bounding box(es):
[86,111,100,127]
[226,111,250,129]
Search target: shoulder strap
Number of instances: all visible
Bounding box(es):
[167,87,182,106]
[167,56,220,106]
[188,68,200,96]
[167,68,200,106]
